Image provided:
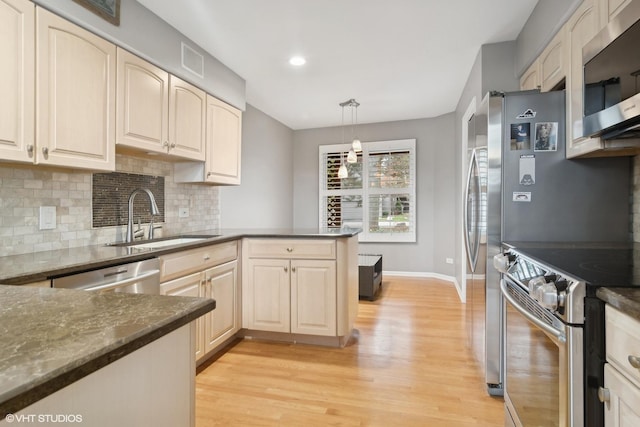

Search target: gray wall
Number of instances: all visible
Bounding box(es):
[292,115,456,275]
[220,105,294,228]
[34,0,245,110]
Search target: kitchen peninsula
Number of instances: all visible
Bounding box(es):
[0,229,359,423]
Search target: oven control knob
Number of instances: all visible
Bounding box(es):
[528,276,547,296]
[537,282,559,310]
[493,253,514,273]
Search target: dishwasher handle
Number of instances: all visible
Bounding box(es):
[84,269,160,292]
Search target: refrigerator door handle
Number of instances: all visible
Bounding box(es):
[464,149,479,271]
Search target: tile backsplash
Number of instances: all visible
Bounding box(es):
[92,172,165,227]
[0,155,219,257]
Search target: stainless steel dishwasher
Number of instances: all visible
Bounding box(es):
[52,258,161,294]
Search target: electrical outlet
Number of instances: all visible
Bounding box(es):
[179,207,189,218]
[445,258,454,264]
[39,206,57,230]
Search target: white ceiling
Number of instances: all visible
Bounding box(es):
[137,0,538,130]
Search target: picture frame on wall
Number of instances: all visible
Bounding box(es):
[73,0,121,26]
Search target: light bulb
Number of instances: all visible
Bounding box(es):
[347,149,357,163]
[338,163,348,178]
[352,138,362,152]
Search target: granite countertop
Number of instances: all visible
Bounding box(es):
[597,288,640,321]
[0,285,215,418]
[0,228,361,285]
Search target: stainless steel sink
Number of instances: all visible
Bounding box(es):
[107,235,220,249]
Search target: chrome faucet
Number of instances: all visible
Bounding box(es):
[126,188,160,243]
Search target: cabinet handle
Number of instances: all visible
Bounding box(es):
[42,147,49,156]
[291,267,296,273]
[286,247,293,253]
[204,255,211,261]
[170,142,176,149]
[26,145,34,155]
[598,387,610,403]
[284,267,288,273]
[628,355,640,369]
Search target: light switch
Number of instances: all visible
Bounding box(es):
[39,206,56,230]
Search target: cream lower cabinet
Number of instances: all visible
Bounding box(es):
[602,305,640,426]
[159,241,239,363]
[244,257,337,336]
[242,237,358,347]
[36,7,115,171]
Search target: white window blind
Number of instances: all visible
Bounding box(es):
[319,139,416,242]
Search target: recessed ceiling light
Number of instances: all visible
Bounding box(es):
[289,56,306,66]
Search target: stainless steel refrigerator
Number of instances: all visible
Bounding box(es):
[464,90,630,395]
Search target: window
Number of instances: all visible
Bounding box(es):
[319,139,416,242]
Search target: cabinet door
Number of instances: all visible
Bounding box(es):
[604,364,640,427]
[291,259,337,336]
[203,260,238,353]
[160,272,205,361]
[168,75,206,161]
[205,95,242,184]
[116,48,169,154]
[519,60,539,91]
[565,0,604,158]
[602,0,632,24]
[539,29,565,92]
[0,0,34,164]
[36,7,115,171]
[244,258,290,333]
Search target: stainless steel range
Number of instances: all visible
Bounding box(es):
[495,243,638,427]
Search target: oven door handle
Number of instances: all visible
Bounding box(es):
[501,279,566,344]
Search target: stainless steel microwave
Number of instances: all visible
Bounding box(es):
[583,0,640,140]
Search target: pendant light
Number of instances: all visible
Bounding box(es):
[338,98,362,174]
[337,152,348,178]
[351,102,362,153]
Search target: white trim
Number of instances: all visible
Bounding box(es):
[319,139,416,243]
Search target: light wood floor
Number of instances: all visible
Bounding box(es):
[195,276,504,426]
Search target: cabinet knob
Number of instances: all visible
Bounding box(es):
[598,387,610,403]
[26,145,34,155]
[291,267,296,273]
[204,255,211,261]
[170,142,176,149]
[42,147,49,156]
[284,266,288,273]
[628,355,640,369]
[286,247,293,253]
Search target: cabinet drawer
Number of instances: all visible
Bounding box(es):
[606,305,640,388]
[245,239,336,260]
[160,241,238,282]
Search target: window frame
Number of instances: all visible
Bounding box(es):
[318,139,416,243]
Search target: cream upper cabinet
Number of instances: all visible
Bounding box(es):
[116,48,169,154]
[600,0,633,25]
[116,48,205,161]
[204,95,242,184]
[0,0,34,164]
[168,75,206,161]
[36,7,115,171]
[539,28,565,92]
[565,0,605,158]
[174,94,243,185]
[519,60,539,91]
